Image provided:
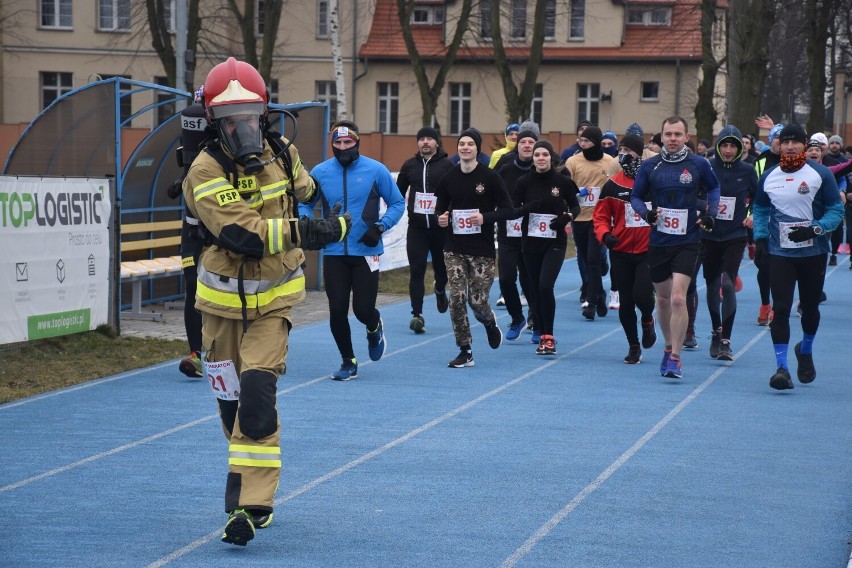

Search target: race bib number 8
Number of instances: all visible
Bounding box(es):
[452,209,481,234]
[527,212,556,238]
[657,207,688,235]
[205,359,240,401]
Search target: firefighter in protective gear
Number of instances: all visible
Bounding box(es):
[182,57,351,546]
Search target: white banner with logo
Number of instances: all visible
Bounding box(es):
[0,177,112,345]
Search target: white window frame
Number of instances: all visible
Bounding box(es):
[412,6,444,25]
[569,0,585,41]
[98,0,131,32]
[544,0,556,41]
[530,84,543,127]
[479,0,491,40]
[41,0,73,29]
[449,82,471,135]
[316,81,338,124]
[317,0,329,38]
[41,72,73,109]
[577,83,599,126]
[256,0,265,36]
[627,6,672,26]
[640,81,660,102]
[377,82,398,134]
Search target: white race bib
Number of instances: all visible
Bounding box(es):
[579,186,602,208]
[779,221,811,249]
[656,207,688,235]
[413,192,436,214]
[527,212,557,239]
[205,359,240,401]
[715,196,735,221]
[365,255,381,272]
[452,209,481,234]
[625,201,652,228]
[506,217,523,238]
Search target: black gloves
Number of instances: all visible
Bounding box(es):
[753,239,768,268]
[643,209,659,225]
[549,213,572,232]
[699,213,715,233]
[603,233,619,249]
[298,203,351,250]
[357,223,384,247]
[167,180,182,200]
[787,225,819,243]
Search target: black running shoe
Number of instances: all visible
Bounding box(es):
[448,349,474,368]
[716,339,734,361]
[221,509,255,546]
[624,345,641,364]
[769,367,794,390]
[485,318,503,349]
[435,284,449,313]
[582,303,596,320]
[249,510,273,529]
[794,342,816,383]
[409,314,425,334]
[709,328,722,359]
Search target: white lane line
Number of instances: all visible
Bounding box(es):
[146,327,623,567]
[499,328,769,568]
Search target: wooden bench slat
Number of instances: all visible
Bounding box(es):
[121,220,183,235]
[121,235,182,253]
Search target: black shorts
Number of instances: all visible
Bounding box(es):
[701,237,747,282]
[646,242,701,283]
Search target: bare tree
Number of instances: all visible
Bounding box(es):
[488,0,549,123]
[224,0,284,82]
[693,0,722,142]
[395,0,473,131]
[727,0,777,135]
[805,0,833,133]
[144,0,201,90]
[329,0,349,121]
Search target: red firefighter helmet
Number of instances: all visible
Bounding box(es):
[202,57,268,122]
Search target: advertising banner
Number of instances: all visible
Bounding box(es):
[0,177,112,345]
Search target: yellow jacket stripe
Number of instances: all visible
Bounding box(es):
[229,444,281,468]
[197,275,305,309]
[193,177,233,201]
[267,219,286,254]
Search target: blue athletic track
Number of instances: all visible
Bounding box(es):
[2,255,851,568]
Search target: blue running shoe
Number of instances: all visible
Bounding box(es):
[659,349,672,376]
[506,317,527,341]
[332,358,358,381]
[367,318,386,361]
[530,327,541,344]
[664,356,683,379]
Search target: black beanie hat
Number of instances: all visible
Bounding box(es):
[516,129,539,142]
[582,126,602,147]
[576,119,592,133]
[532,140,558,163]
[459,128,482,156]
[416,126,441,145]
[651,132,663,147]
[779,124,808,144]
[618,134,645,156]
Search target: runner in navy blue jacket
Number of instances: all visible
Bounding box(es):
[702,125,757,361]
[630,116,720,379]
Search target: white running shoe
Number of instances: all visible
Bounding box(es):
[520,295,528,307]
[607,290,620,310]
[496,296,506,307]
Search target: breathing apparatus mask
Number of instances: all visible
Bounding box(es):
[211,102,266,175]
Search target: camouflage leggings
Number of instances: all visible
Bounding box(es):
[444,251,497,348]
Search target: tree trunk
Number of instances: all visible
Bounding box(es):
[329,0,349,121]
[694,0,720,142]
[727,0,775,136]
[805,0,833,133]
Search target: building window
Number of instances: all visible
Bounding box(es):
[511,0,526,40]
[256,0,265,36]
[316,81,338,124]
[569,0,584,40]
[317,0,329,38]
[412,6,444,25]
[530,84,543,127]
[479,0,491,40]
[640,81,659,102]
[449,82,471,135]
[100,74,132,124]
[627,7,672,26]
[268,79,279,104]
[377,82,398,134]
[98,0,130,31]
[154,76,174,126]
[577,83,599,126]
[544,0,556,40]
[41,0,73,29]
[41,72,73,109]
[162,0,175,33]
